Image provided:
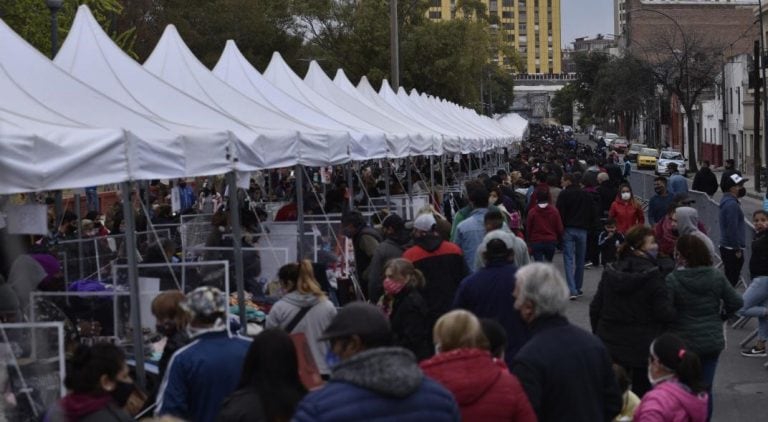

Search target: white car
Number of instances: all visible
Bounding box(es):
[602,132,619,146]
[655,150,687,176]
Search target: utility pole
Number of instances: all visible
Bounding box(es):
[390,0,399,88]
[753,40,763,192]
[758,0,767,192]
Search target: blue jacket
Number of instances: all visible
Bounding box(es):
[293,347,459,422]
[452,261,529,367]
[647,193,674,226]
[668,174,688,196]
[453,208,489,272]
[719,194,745,248]
[156,330,251,422]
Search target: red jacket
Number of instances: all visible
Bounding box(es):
[420,348,537,422]
[608,199,644,233]
[526,204,564,244]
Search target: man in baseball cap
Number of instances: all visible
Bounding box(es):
[719,173,749,287]
[294,302,459,421]
[156,287,250,422]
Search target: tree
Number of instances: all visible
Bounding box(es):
[589,55,655,137]
[0,0,136,57]
[551,82,577,125]
[634,27,723,172]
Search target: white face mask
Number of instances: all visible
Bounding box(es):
[647,367,675,386]
[537,203,548,208]
[621,192,631,201]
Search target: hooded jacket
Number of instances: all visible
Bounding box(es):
[608,197,644,234]
[692,166,718,196]
[750,230,768,278]
[420,349,536,422]
[719,194,745,249]
[292,347,459,422]
[367,232,412,303]
[390,287,432,361]
[526,203,564,244]
[403,235,469,329]
[666,267,743,356]
[675,207,721,268]
[589,255,676,368]
[633,379,708,422]
[265,292,337,375]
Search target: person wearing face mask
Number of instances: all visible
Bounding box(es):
[633,334,708,422]
[366,214,412,304]
[45,343,135,422]
[293,302,460,422]
[589,226,676,397]
[666,235,742,420]
[526,189,564,262]
[155,286,251,422]
[608,184,645,234]
[377,258,431,360]
[511,263,622,422]
[719,173,749,287]
[647,177,674,226]
[150,291,190,380]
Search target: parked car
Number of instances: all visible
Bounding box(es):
[602,132,619,146]
[562,125,573,134]
[656,150,687,176]
[611,138,629,153]
[626,143,648,162]
[637,148,660,170]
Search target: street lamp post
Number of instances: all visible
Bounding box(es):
[45,0,63,58]
[390,0,399,88]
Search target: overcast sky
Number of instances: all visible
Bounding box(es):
[561,0,614,48]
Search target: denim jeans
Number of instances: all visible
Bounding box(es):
[700,353,719,421]
[531,242,557,262]
[738,276,768,341]
[85,187,99,213]
[562,228,587,295]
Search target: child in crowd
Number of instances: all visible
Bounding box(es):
[612,364,639,422]
[598,218,625,266]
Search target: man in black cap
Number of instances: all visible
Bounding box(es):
[720,158,742,193]
[293,302,459,421]
[366,213,411,303]
[719,173,749,286]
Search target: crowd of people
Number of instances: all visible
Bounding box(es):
[3,124,768,422]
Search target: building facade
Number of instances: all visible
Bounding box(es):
[427,0,562,74]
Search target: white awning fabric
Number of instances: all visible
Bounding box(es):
[0,4,523,194]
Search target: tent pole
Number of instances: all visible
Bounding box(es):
[429,155,435,207]
[54,191,63,227]
[407,157,414,219]
[296,164,305,261]
[347,163,354,211]
[441,154,446,197]
[384,159,391,210]
[75,193,83,280]
[122,182,146,389]
[468,154,472,177]
[226,172,247,334]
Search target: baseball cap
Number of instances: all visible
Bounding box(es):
[413,213,437,232]
[721,173,749,192]
[319,302,391,341]
[182,286,227,319]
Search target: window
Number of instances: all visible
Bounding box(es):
[503,0,513,6]
[429,11,442,19]
[430,0,441,6]
[502,11,513,18]
[737,87,741,114]
[503,22,514,30]
[730,88,733,114]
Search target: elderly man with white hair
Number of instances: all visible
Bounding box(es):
[511,263,622,422]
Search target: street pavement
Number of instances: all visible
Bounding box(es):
[558,257,767,421]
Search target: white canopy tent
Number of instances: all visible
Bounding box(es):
[143,25,353,167]
[497,113,529,141]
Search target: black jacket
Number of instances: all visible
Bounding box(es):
[751,231,768,278]
[217,388,268,422]
[589,255,676,368]
[511,315,622,422]
[390,287,432,361]
[556,185,596,230]
[692,167,719,196]
[597,183,618,218]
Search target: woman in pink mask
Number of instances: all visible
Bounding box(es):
[379,258,431,360]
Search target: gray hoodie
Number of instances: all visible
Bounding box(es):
[266,291,337,375]
[332,347,423,398]
[675,207,722,268]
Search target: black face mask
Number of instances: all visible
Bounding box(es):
[111,381,134,407]
[654,187,664,195]
[671,229,679,237]
[738,187,747,198]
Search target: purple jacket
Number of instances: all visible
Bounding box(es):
[634,379,708,422]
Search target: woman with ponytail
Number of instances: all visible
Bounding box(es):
[379,258,431,360]
[634,334,708,422]
[266,260,337,377]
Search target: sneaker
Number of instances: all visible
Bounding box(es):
[741,347,767,358]
[576,291,584,297]
[569,295,578,301]
[584,262,593,268]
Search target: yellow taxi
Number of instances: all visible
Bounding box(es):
[637,148,659,170]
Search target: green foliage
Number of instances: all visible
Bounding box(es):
[0,0,136,58]
[551,82,577,125]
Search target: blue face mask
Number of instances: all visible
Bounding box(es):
[325,349,341,369]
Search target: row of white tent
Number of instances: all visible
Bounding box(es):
[0,5,527,196]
